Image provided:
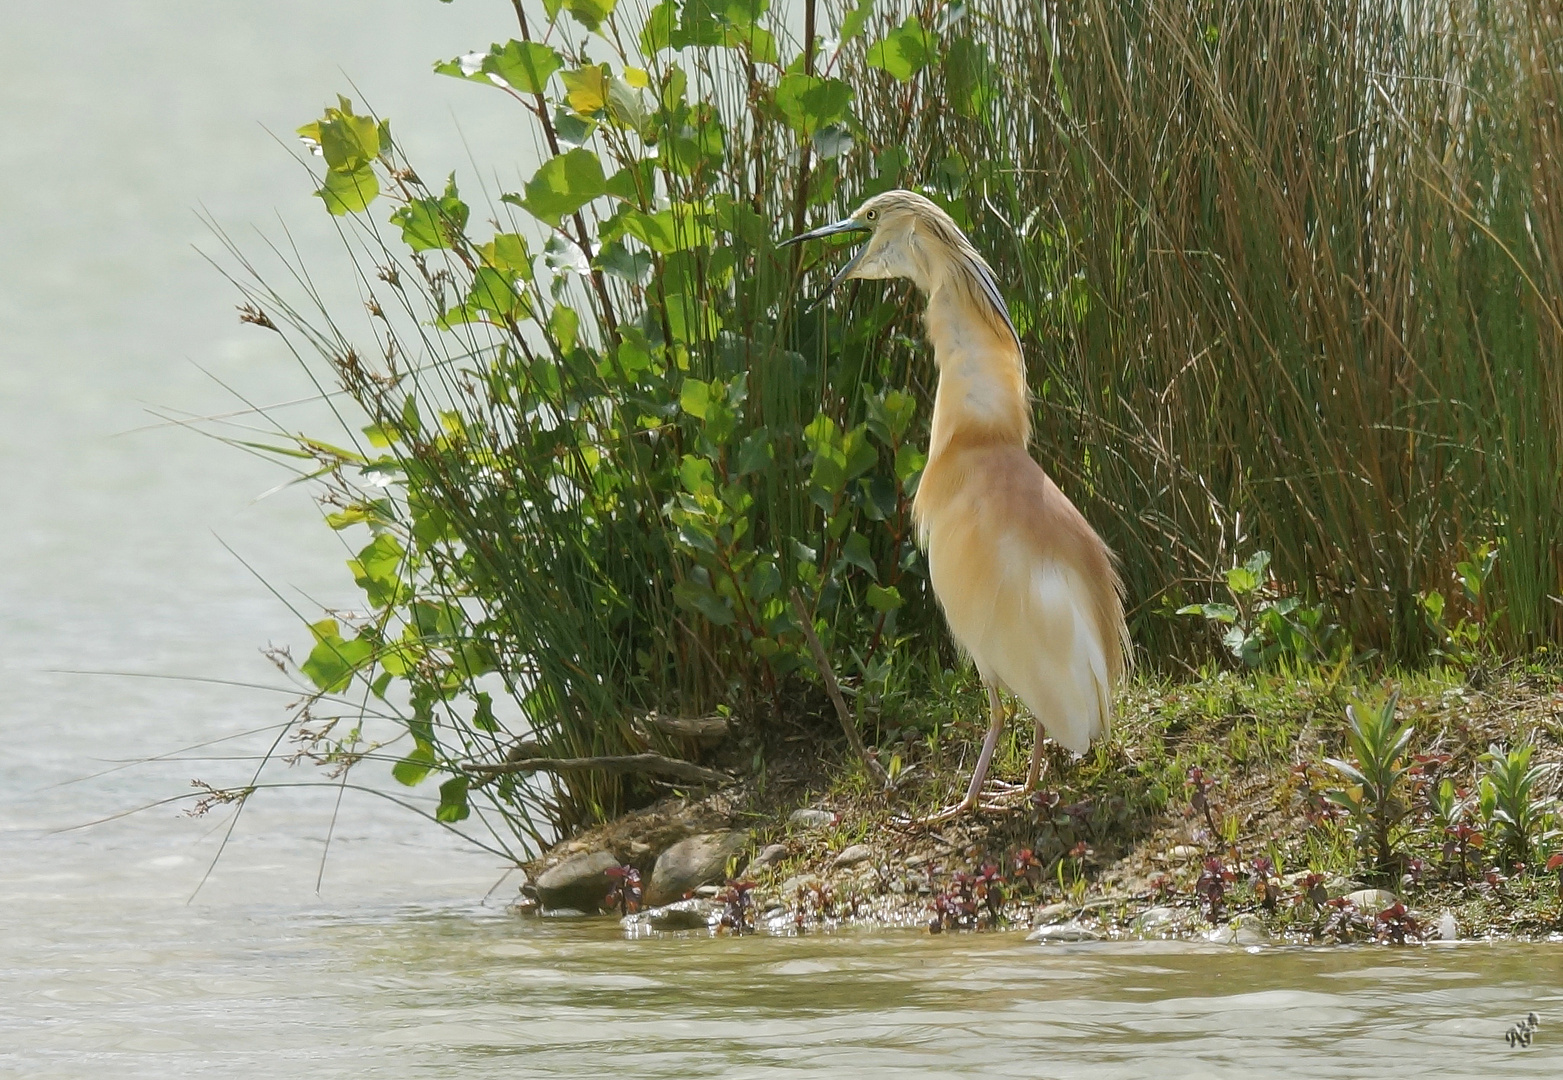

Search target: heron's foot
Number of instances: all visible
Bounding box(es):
[896,794,1018,827]
[981,779,1028,795]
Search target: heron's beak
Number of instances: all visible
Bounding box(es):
[779,217,867,247]
[781,217,871,300]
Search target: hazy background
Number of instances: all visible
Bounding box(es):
[0,0,537,905]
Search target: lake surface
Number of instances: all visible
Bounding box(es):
[2,2,1562,1076]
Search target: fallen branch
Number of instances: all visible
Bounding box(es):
[790,588,893,790]
[467,752,732,787]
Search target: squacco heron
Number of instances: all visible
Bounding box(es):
[784,190,1130,821]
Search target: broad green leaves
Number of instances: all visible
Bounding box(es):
[543,0,619,33]
[301,619,373,693]
[298,97,389,214]
[775,74,852,136]
[866,17,939,81]
[390,175,468,251]
[517,148,606,226]
[436,40,565,94]
[484,40,562,93]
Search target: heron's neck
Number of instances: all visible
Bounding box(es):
[922,279,1031,457]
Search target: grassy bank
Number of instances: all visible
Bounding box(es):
[538,661,1563,941]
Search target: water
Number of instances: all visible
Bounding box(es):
[2,2,1562,1076]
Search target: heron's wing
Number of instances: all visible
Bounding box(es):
[919,447,1120,753]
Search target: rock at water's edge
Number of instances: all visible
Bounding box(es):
[1027,921,1103,943]
[535,850,620,913]
[645,831,749,906]
[622,898,722,932]
[750,843,788,871]
[1346,888,1399,913]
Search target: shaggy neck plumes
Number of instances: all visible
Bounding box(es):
[919,253,1032,456]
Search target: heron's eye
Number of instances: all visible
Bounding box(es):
[866,209,878,222]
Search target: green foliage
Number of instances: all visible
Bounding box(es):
[242,0,972,848]
[249,0,1563,854]
[1478,743,1558,867]
[1177,551,1346,669]
[1419,542,1502,669]
[1324,694,1415,880]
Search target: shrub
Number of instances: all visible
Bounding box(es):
[1324,694,1414,880]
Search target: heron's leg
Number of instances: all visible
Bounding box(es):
[905,684,1008,825]
[959,684,1007,808]
[1024,718,1048,791]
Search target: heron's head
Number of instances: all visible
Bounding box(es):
[782,189,1019,345]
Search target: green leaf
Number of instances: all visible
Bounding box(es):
[865,16,939,81]
[736,427,773,475]
[472,692,499,733]
[392,741,437,786]
[749,560,782,602]
[641,1,677,53]
[314,107,381,172]
[842,426,878,480]
[482,40,562,94]
[841,532,877,579]
[559,0,618,32]
[469,266,522,318]
[679,378,712,420]
[673,580,736,626]
[317,164,378,215]
[866,583,903,613]
[775,74,852,136]
[300,618,374,693]
[436,776,471,821]
[893,444,926,486]
[389,174,468,250]
[663,293,721,344]
[596,240,651,283]
[478,233,534,279]
[615,205,713,253]
[838,0,875,43]
[548,303,580,349]
[561,64,610,113]
[1177,602,1239,624]
[348,533,408,608]
[679,454,715,494]
[520,149,606,226]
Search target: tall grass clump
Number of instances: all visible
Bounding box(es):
[915,0,1563,663]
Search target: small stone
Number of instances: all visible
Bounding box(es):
[694,884,722,898]
[1326,876,1362,898]
[777,874,821,897]
[1439,910,1458,940]
[622,898,721,932]
[789,809,836,828]
[833,844,873,869]
[1027,921,1102,943]
[1032,902,1076,926]
[1167,845,1201,860]
[750,843,789,871]
[534,850,620,913]
[645,831,750,906]
[1135,906,1177,929]
[1206,914,1269,945]
[1346,888,1399,913]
